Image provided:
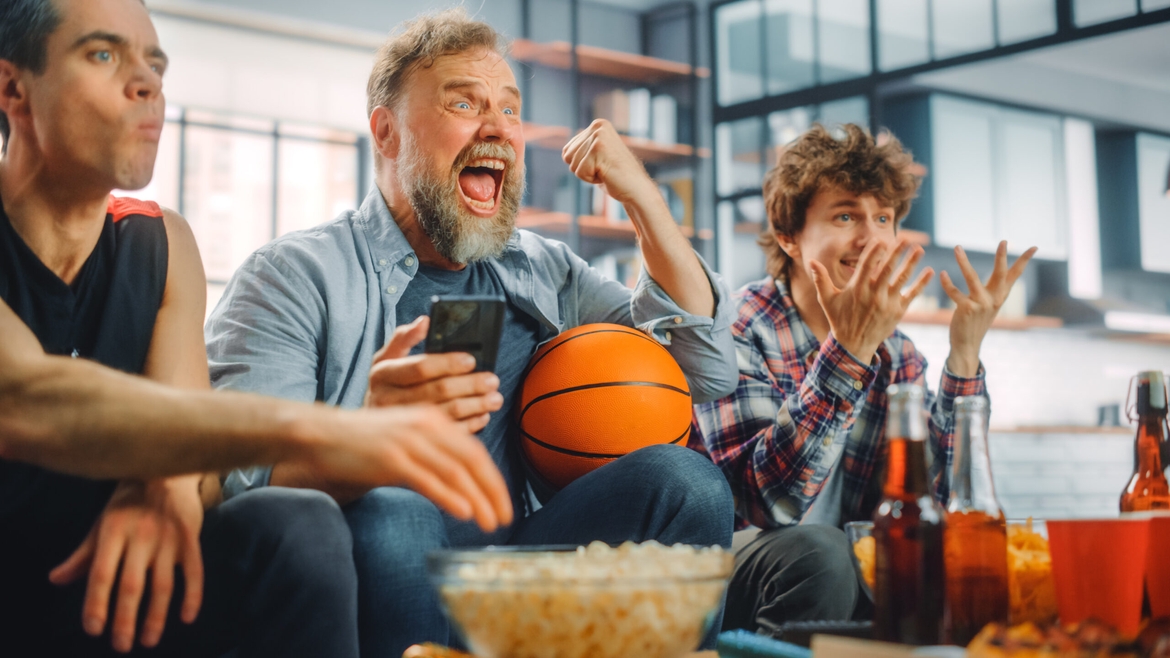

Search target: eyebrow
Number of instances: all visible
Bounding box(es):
[71,30,169,67]
[441,79,523,102]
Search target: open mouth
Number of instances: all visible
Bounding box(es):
[457,158,506,215]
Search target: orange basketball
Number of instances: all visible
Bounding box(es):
[518,323,692,491]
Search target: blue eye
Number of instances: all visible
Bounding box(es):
[840,214,851,222]
[878,215,889,223]
[503,107,515,115]
[456,101,471,110]
[93,50,112,63]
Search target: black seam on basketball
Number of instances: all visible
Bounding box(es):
[518,380,690,422]
[521,425,690,459]
[524,328,663,377]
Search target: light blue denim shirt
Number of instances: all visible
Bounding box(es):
[206,188,737,499]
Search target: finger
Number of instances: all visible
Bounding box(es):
[889,245,925,293]
[939,270,964,305]
[368,352,478,391]
[561,125,590,162]
[987,240,1009,289]
[413,440,501,532]
[50,527,98,586]
[569,135,600,183]
[953,246,983,297]
[871,241,906,289]
[853,241,887,287]
[82,524,128,637]
[807,260,840,305]
[139,542,177,648]
[179,530,204,624]
[442,392,505,421]
[900,267,935,308]
[397,451,475,521]
[1004,246,1038,288]
[461,413,492,434]
[372,316,429,365]
[111,533,156,653]
[433,429,514,527]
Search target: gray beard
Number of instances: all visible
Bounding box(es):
[398,134,525,265]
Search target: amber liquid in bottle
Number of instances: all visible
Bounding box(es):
[945,397,1009,646]
[1120,371,1170,512]
[874,385,946,645]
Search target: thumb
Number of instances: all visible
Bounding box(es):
[49,528,97,585]
[373,316,429,364]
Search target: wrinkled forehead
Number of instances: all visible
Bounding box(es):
[412,48,520,98]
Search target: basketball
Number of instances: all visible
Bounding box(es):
[518,323,693,491]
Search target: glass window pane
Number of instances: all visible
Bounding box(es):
[932,0,995,59]
[765,0,815,94]
[114,119,181,210]
[183,126,275,282]
[277,140,359,237]
[878,0,929,71]
[997,0,1057,44]
[819,96,870,134]
[1142,0,1170,9]
[818,0,872,83]
[717,117,766,196]
[767,106,814,164]
[716,1,764,106]
[1074,0,1138,26]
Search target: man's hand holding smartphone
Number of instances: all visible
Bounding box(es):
[365,316,504,434]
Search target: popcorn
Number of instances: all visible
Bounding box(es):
[435,541,731,658]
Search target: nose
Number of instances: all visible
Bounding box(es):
[477,107,518,145]
[126,59,162,102]
[852,214,879,248]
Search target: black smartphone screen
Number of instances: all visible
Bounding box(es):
[424,296,506,373]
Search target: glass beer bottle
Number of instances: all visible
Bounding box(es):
[944,396,1009,646]
[1119,370,1170,512]
[874,384,946,645]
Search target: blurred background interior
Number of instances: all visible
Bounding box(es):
[17,0,1168,518]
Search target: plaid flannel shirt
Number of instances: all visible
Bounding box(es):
[691,277,987,529]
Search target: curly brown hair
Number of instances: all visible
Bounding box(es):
[759,123,921,280]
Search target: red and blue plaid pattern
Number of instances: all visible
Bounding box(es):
[691,277,986,529]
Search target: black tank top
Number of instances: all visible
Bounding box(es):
[0,196,168,592]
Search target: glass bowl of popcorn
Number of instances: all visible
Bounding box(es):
[427,541,733,658]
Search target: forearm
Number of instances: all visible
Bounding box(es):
[269,461,370,506]
[0,353,323,480]
[623,187,715,318]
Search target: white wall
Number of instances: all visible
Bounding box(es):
[153,15,376,133]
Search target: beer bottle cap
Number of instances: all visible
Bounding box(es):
[1136,371,1167,415]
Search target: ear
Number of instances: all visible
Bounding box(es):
[369,105,400,163]
[773,226,801,263]
[0,60,30,126]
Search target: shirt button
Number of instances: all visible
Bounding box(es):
[404,256,415,267]
[386,286,397,294]
[665,331,672,341]
[823,437,832,447]
[673,316,683,324]
[378,259,387,267]
[853,379,863,390]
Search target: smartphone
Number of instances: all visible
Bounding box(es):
[424,295,506,373]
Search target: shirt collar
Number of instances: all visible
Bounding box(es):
[771,277,822,365]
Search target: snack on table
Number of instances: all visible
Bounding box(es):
[967,620,1140,657]
[852,535,875,592]
[431,541,731,658]
[1007,519,1058,624]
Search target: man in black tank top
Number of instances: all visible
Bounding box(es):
[0,1,511,656]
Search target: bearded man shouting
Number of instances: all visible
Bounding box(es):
[205,9,737,657]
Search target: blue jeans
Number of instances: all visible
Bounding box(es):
[343,444,734,658]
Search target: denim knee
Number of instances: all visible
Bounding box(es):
[344,487,448,566]
[618,444,735,547]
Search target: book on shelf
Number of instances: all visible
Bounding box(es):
[591,88,678,145]
[651,94,677,145]
[627,88,651,139]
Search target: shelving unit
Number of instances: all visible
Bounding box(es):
[901,310,1062,331]
[516,1,707,271]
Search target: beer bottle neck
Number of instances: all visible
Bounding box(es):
[884,437,931,498]
[1134,413,1168,475]
[949,406,1002,515]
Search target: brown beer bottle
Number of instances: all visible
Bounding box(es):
[1119,370,1170,512]
[874,384,946,645]
[944,396,1009,646]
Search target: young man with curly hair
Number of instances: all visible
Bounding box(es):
[693,124,1036,631]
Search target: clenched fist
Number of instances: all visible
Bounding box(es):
[562,119,656,205]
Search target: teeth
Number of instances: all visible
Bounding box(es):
[467,158,505,170]
[466,197,496,211]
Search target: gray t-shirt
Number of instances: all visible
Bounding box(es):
[395,262,541,546]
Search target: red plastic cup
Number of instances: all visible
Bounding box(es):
[1046,518,1149,637]
[1148,515,1170,618]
